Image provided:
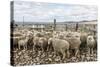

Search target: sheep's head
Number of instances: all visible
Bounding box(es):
[58,33,65,39]
[72,32,81,40]
[87,35,94,41]
[66,32,73,39]
[65,32,81,41]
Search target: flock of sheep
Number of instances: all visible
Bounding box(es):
[11,27,97,65]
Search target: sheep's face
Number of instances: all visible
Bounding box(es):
[66,32,81,40]
[66,32,73,39]
[53,33,59,38]
[87,36,94,41]
[58,33,64,39]
[73,34,80,39]
[72,32,81,40]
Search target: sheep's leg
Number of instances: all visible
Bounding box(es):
[19,45,20,50]
[61,49,65,59]
[90,48,94,56]
[34,42,36,50]
[46,44,49,51]
[42,47,44,52]
[34,45,36,51]
[67,49,70,58]
[47,46,49,52]
[63,52,66,60]
[34,45,38,53]
[25,44,27,50]
[23,44,26,50]
[24,45,26,50]
[47,45,50,51]
[33,45,34,51]
[75,49,79,57]
[24,46,25,50]
[88,48,90,56]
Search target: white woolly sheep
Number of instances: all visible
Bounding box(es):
[65,32,81,57]
[18,36,29,50]
[48,38,70,59]
[87,35,95,55]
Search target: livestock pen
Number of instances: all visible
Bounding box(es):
[10,20,97,66]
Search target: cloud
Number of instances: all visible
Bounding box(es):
[14,1,98,22]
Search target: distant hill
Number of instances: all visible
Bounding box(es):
[14,20,97,25]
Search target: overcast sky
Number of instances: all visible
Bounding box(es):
[14,1,98,22]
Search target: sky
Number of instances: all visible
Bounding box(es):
[13,1,98,22]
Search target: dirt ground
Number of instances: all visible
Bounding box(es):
[11,48,97,66]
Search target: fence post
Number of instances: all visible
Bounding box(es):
[23,16,24,28]
[65,24,67,31]
[75,22,79,31]
[54,19,56,31]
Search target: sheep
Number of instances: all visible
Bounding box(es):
[47,37,54,51]
[48,38,70,59]
[87,35,95,56]
[45,31,53,38]
[12,35,25,49]
[26,31,34,50]
[94,33,97,50]
[18,36,29,50]
[34,32,45,37]
[33,36,40,51]
[33,36,48,52]
[65,32,81,57]
[58,32,65,39]
[13,31,22,37]
[38,37,48,52]
[80,32,88,51]
[52,31,59,38]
